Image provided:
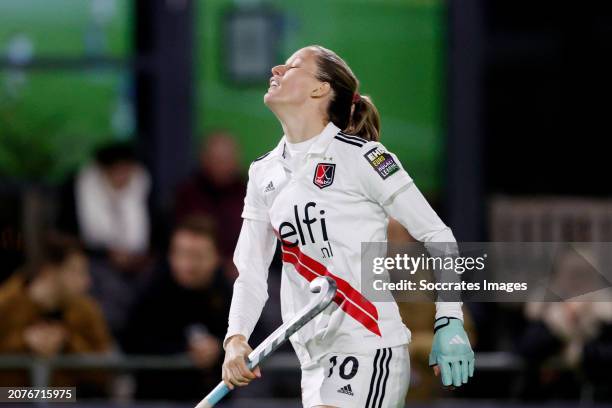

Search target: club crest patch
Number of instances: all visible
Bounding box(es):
[364,147,400,179]
[313,163,336,189]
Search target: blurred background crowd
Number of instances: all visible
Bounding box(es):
[1,0,611,406]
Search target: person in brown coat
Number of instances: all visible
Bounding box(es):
[0,233,112,388]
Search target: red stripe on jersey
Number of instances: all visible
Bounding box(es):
[281,250,348,306]
[281,245,381,337]
[282,243,379,319]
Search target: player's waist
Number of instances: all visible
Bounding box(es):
[294,322,411,367]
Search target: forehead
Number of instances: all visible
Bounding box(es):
[173,230,213,246]
[286,47,317,65]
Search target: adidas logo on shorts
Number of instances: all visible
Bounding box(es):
[337,384,354,396]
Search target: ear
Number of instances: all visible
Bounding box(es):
[311,82,331,99]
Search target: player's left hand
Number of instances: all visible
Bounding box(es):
[429,317,474,387]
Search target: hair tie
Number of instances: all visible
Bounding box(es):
[352,92,361,104]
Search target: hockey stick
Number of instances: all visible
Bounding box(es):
[194,276,338,408]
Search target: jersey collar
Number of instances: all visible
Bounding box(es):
[270,121,341,161]
[308,121,341,156]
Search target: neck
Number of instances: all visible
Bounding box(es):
[275,107,328,143]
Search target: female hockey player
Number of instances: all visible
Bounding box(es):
[221,45,474,407]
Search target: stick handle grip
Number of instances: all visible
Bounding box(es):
[194,382,229,408]
[194,277,336,408]
[195,354,254,407]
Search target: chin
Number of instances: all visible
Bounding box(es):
[264,93,278,107]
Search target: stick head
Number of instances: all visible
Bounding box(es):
[309,275,334,293]
[309,276,337,307]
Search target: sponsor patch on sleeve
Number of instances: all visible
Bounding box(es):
[364,146,400,179]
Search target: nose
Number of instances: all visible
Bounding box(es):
[271,64,286,77]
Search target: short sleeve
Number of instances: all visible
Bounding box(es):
[241,163,269,222]
[357,142,414,205]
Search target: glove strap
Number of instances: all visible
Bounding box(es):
[433,316,462,333]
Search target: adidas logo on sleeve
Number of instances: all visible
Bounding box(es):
[264,181,275,192]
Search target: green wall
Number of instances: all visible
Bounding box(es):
[0,0,130,57]
[0,0,446,192]
[0,0,131,182]
[0,70,126,182]
[196,0,446,194]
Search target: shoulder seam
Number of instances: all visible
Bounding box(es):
[334,134,365,148]
[338,131,368,143]
[253,151,271,162]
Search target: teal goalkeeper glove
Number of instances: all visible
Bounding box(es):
[429,317,475,387]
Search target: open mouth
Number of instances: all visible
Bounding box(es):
[269,78,279,88]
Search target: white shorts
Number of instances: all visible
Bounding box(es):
[301,344,410,408]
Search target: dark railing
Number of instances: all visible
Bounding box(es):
[0,352,301,388]
[0,351,528,387]
[0,352,595,405]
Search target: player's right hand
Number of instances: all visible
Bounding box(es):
[222,335,262,390]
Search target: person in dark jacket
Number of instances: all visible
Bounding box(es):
[122,216,231,400]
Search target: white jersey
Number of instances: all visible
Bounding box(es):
[226,121,461,366]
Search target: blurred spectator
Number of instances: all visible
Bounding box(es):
[174,131,245,272]
[0,232,111,388]
[121,215,231,400]
[57,142,156,338]
[517,249,612,400]
[58,142,152,258]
